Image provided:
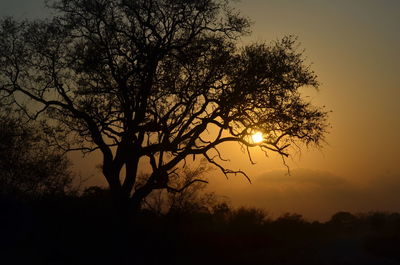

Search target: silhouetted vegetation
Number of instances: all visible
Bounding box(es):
[2,187,400,265]
[0,0,328,214]
[0,122,398,264]
[3,1,368,265]
[0,109,75,199]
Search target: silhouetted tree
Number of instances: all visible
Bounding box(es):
[0,109,74,198]
[329,211,358,227]
[0,0,328,214]
[230,207,267,226]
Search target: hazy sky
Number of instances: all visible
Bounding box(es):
[1,0,399,221]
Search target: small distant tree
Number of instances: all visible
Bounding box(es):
[329,211,358,227]
[230,207,267,226]
[0,0,328,214]
[0,109,74,198]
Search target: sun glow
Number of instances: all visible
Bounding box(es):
[251,132,264,144]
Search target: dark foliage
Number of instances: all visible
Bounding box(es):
[0,0,328,212]
[2,191,400,265]
[0,110,75,199]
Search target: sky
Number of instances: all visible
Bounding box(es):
[1,0,399,221]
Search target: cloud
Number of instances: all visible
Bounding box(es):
[256,168,348,187]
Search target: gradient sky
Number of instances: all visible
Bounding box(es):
[1,0,400,221]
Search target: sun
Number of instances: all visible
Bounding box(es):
[251,131,264,144]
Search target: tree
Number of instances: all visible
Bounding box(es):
[0,108,74,198]
[0,0,328,213]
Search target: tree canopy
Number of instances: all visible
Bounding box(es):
[0,0,328,212]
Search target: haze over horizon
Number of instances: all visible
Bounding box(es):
[1,0,399,221]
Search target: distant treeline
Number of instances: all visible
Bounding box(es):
[1,187,400,265]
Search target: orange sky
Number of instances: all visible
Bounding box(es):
[1,0,400,221]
